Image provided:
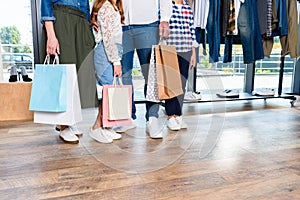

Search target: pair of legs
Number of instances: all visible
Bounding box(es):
[93,42,123,129]
[165,51,192,118]
[165,51,191,131]
[89,42,123,143]
[121,22,160,122]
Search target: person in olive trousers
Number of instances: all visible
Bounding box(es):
[40,0,97,144]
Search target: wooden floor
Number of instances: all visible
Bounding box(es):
[1,98,300,199]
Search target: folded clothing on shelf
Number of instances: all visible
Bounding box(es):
[216,89,239,98]
[252,88,275,96]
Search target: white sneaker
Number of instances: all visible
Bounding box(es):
[167,117,181,131]
[55,125,83,137]
[113,122,137,133]
[184,91,202,102]
[252,88,275,96]
[105,128,122,140]
[176,116,188,129]
[59,128,79,144]
[69,125,83,137]
[146,117,163,139]
[89,127,113,143]
[216,89,239,98]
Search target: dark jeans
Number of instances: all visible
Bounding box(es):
[206,0,221,63]
[237,0,264,64]
[121,21,160,121]
[165,51,191,116]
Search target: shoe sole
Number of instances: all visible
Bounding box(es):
[59,135,79,144]
[146,130,163,139]
[114,125,136,133]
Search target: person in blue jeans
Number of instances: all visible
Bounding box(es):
[89,0,125,144]
[113,0,173,139]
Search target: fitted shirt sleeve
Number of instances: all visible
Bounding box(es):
[160,0,173,22]
[98,4,121,65]
[41,0,56,23]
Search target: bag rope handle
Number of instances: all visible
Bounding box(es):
[43,54,60,66]
[112,76,123,87]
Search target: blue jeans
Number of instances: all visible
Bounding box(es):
[223,35,233,63]
[121,21,160,121]
[238,0,264,64]
[94,42,122,87]
[206,0,221,63]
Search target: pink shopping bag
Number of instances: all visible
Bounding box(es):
[102,78,132,127]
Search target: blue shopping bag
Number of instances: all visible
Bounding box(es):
[29,61,67,112]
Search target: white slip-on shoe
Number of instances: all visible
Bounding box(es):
[167,117,181,131]
[59,128,79,144]
[146,117,163,139]
[105,128,122,140]
[89,127,113,143]
[113,122,137,133]
[69,125,83,137]
[176,116,188,129]
[55,125,83,137]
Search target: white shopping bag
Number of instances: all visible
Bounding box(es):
[146,45,160,102]
[33,64,82,125]
[107,87,131,120]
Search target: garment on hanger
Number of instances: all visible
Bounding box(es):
[206,0,221,63]
[192,0,210,56]
[263,0,298,58]
[257,0,270,37]
[223,0,263,64]
[193,0,209,29]
[223,0,242,63]
[237,0,264,64]
[280,0,299,58]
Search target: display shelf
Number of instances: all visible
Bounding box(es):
[135,92,296,106]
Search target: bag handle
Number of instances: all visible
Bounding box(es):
[43,54,60,65]
[158,37,167,45]
[112,76,123,87]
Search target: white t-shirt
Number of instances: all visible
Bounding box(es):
[193,0,209,29]
[122,0,172,25]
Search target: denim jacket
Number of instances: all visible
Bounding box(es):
[41,0,90,23]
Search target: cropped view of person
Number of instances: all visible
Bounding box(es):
[89,0,124,143]
[40,0,96,143]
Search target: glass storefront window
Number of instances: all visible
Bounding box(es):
[0,0,33,82]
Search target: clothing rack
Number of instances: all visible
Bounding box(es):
[135,58,296,106]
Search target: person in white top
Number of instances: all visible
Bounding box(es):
[114,0,173,139]
[89,0,125,143]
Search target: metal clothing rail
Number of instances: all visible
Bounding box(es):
[135,60,296,106]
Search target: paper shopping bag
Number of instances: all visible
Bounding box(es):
[155,44,183,100]
[33,63,82,125]
[102,77,132,127]
[29,64,67,112]
[146,45,160,102]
